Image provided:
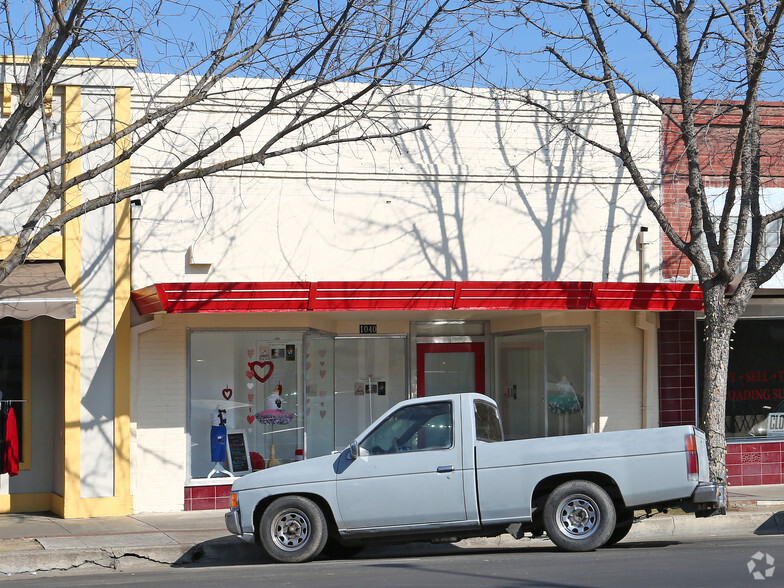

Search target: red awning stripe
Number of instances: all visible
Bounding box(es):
[131,280,704,315]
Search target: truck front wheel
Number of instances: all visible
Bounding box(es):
[259,496,328,563]
[543,480,616,552]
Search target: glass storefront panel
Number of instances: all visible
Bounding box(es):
[698,318,784,439]
[304,334,335,458]
[334,337,407,451]
[189,330,304,479]
[495,328,588,440]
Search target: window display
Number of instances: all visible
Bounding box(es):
[188,330,409,478]
[189,331,304,479]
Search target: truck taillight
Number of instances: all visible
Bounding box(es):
[231,492,238,509]
[686,434,699,481]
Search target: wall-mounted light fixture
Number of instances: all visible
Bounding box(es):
[130,199,143,220]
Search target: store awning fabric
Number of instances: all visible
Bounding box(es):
[0,263,77,320]
[131,280,704,315]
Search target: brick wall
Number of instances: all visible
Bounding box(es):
[661,100,784,279]
[658,311,697,426]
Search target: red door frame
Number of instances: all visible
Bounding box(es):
[416,342,485,397]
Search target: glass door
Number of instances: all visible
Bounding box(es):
[416,342,485,397]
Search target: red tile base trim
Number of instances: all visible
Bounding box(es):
[184,483,233,511]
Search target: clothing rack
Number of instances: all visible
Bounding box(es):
[0,400,26,403]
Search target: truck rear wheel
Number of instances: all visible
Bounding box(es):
[259,496,328,563]
[605,508,635,546]
[543,480,616,551]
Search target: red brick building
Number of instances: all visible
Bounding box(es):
[660,100,784,486]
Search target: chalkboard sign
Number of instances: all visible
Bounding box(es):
[227,430,251,475]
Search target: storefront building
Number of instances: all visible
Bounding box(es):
[124,81,704,513]
[0,57,135,517]
[661,100,784,486]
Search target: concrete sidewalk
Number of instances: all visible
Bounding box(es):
[1,485,783,577]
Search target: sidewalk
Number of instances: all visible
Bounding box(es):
[1,485,783,576]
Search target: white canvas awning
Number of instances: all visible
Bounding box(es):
[0,263,77,320]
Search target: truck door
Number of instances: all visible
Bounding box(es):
[335,400,468,530]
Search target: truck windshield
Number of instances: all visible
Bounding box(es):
[475,400,503,442]
[360,401,453,455]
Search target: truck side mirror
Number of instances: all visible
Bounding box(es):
[349,441,359,460]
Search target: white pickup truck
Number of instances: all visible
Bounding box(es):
[225,393,726,563]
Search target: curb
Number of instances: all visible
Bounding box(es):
[2,511,783,576]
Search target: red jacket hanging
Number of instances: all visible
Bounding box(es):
[3,406,18,476]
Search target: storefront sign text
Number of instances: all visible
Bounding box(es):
[359,324,377,334]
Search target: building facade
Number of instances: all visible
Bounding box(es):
[1,61,712,517]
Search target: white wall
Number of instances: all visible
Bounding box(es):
[129,82,662,287]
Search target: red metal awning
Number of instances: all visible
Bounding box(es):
[131,280,704,315]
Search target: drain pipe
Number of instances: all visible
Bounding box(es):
[637,226,649,282]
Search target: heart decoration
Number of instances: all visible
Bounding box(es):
[319,369,326,378]
[247,415,255,424]
[320,361,325,366]
[247,348,254,358]
[248,360,274,383]
[320,410,326,419]
[222,386,233,400]
[245,370,253,380]
[318,349,326,358]
[306,361,312,370]
[248,394,254,403]
[247,382,254,389]
[319,390,327,397]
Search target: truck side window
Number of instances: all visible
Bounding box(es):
[360,401,453,455]
[475,400,503,442]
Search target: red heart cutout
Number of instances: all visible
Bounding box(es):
[320,410,326,419]
[222,386,233,400]
[319,369,326,378]
[245,370,253,380]
[248,394,254,403]
[306,361,312,370]
[247,415,255,424]
[248,361,274,383]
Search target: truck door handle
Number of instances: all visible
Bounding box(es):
[437,466,454,473]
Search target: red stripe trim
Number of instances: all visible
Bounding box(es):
[131,280,704,315]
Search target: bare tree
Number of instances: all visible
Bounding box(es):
[0,0,481,281]
[479,0,784,483]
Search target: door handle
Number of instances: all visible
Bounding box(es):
[437,465,454,473]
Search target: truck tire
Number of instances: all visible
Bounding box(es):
[259,496,328,563]
[605,508,635,546]
[543,480,616,552]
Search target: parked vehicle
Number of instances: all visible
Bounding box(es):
[225,393,726,563]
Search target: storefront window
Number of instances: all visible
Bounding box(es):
[188,331,409,476]
[495,329,588,440]
[333,337,407,451]
[0,318,23,461]
[698,319,784,439]
[188,330,304,479]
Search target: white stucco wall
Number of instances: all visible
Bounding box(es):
[129,80,662,287]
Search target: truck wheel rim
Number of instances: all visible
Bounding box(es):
[271,509,310,551]
[556,494,599,538]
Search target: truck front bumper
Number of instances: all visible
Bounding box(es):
[225,509,242,535]
[689,482,727,517]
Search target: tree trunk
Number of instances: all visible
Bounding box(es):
[700,285,739,484]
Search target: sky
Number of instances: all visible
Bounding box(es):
[1,0,771,101]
